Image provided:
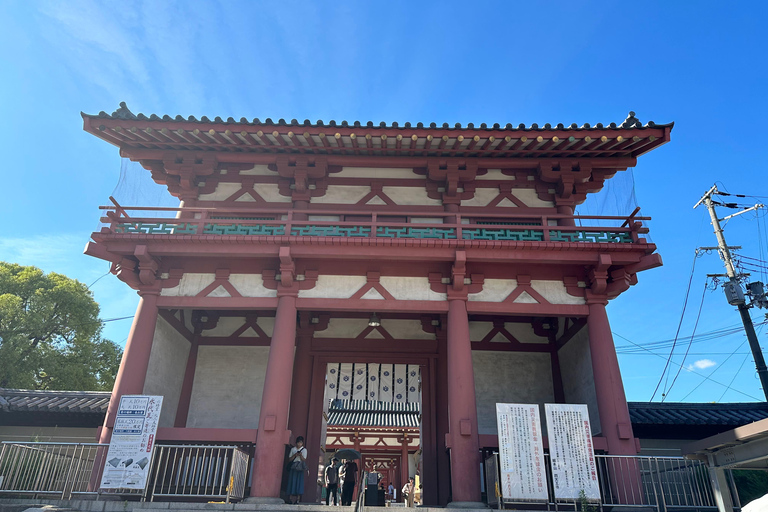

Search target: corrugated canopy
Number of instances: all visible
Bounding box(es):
[327,399,420,429]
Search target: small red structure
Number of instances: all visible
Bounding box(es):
[82,104,671,505]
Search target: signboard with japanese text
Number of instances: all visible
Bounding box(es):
[495,403,549,502]
[544,403,600,501]
[100,395,163,490]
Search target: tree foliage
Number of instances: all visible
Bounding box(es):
[0,262,122,391]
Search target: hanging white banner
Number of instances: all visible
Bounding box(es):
[545,403,600,501]
[406,365,419,402]
[495,403,548,502]
[100,395,163,490]
[379,364,394,402]
[326,363,340,400]
[338,363,354,399]
[367,363,381,401]
[353,364,368,401]
[393,364,408,402]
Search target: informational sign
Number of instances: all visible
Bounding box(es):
[100,395,163,490]
[495,403,548,502]
[544,403,600,501]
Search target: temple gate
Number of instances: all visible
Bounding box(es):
[82,104,671,506]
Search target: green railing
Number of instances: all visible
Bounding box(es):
[113,222,638,243]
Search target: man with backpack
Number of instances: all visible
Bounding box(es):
[324,458,340,506]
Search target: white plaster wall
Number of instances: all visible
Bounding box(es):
[143,316,190,428]
[254,183,291,203]
[199,183,240,202]
[161,273,215,297]
[468,279,516,302]
[557,325,601,434]
[504,323,549,344]
[314,318,369,339]
[472,351,555,435]
[298,276,367,299]
[335,167,418,179]
[531,281,586,305]
[310,186,370,204]
[380,319,435,340]
[379,277,447,301]
[461,188,499,207]
[475,169,509,180]
[230,274,277,298]
[238,164,275,176]
[512,189,554,208]
[382,187,442,206]
[186,346,270,429]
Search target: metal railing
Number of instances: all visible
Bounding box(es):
[147,444,250,502]
[595,455,717,510]
[97,201,651,244]
[485,453,724,511]
[0,442,251,503]
[0,442,108,499]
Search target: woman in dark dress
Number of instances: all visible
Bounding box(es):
[286,436,308,503]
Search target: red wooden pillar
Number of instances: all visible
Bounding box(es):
[98,291,159,444]
[435,329,451,506]
[250,293,298,500]
[304,356,328,503]
[174,337,199,427]
[400,439,409,491]
[557,204,576,226]
[445,298,482,505]
[287,316,314,443]
[586,299,637,454]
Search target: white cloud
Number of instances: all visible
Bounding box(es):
[687,359,717,371]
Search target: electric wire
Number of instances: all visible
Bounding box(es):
[649,250,699,402]
[718,352,752,402]
[615,320,767,353]
[612,332,761,401]
[662,280,708,401]
[680,324,764,402]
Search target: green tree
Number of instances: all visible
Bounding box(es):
[0,262,122,390]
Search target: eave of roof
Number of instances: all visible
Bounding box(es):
[628,401,768,426]
[0,388,110,415]
[82,103,673,160]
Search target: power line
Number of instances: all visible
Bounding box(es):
[718,352,752,402]
[611,331,762,401]
[649,250,699,402]
[662,280,708,401]
[679,338,750,402]
[615,321,768,353]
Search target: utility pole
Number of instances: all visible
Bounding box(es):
[694,184,768,400]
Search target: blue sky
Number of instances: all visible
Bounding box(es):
[1,1,767,402]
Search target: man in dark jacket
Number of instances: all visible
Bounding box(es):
[340,458,359,506]
[325,458,340,506]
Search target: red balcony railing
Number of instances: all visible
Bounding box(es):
[97,199,650,245]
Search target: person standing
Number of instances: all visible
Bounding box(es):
[401,477,415,507]
[388,482,396,502]
[340,458,358,506]
[287,436,308,504]
[325,457,340,506]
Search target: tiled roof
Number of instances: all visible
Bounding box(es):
[628,402,768,427]
[0,388,110,415]
[82,103,673,160]
[87,103,672,132]
[327,399,420,429]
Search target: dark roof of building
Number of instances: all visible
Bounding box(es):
[82,103,673,160]
[327,399,420,429]
[0,388,110,415]
[86,103,673,132]
[628,401,768,427]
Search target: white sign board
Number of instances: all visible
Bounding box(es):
[544,403,600,500]
[495,403,548,501]
[100,395,163,490]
